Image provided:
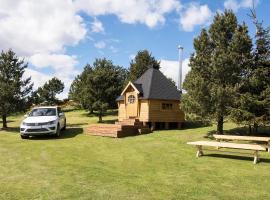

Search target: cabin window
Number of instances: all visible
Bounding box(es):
[162,103,173,110]
[127,95,136,104]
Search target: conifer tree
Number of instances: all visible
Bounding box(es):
[129,50,160,81]
[182,11,253,134]
[0,49,33,128]
[230,10,270,134]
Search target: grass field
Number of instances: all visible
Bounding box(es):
[0,110,270,200]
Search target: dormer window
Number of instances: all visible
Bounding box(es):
[128,95,136,104]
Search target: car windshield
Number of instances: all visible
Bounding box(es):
[29,108,56,117]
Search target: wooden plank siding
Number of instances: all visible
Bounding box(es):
[138,100,149,122]
[148,100,185,122]
[118,101,126,121]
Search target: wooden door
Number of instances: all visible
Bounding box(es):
[126,93,137,117]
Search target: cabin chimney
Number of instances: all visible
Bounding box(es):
[178,45,184,91]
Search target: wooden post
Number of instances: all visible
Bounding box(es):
[151,122,156,131]
[177,122,182,129]
[165,122,169,130]
[196,145,203,157]
[254,150,259,164]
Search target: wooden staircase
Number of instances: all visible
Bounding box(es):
[87,118,151,138]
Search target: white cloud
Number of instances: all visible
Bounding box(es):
[0,0,89,99]
[109,46,118,53]
[224,0,240,12]
[160,58,190,87]
[94,41,106,49]
[224,0,259,12]
[91,18,104,33]
[0,0,87,56]
[75,0,181,28]
[28,53,80,99]
[180,4,212,32]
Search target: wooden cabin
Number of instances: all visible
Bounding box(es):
[116,68,185,130]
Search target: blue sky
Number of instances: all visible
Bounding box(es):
[0,0,269,98]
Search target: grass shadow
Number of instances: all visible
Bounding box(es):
[0,127,20,133]
[62,108,80,113]
[182,120,212,130]
[82,110,118,118]
[98,119,117,124]
[205,153,270,164]
[29,127,83,140]
[205,126,270,139]
[67,123,88,127]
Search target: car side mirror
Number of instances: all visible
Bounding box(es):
[59,113,64,116]
[24,114,28,118]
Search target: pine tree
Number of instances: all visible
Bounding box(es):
[34,77,64,105]
[69,58,128,122]
[0,49,33,128]
[230,10,270,134]
[129,50,160,81]
[182,11,253,134]
[69,64,94,111]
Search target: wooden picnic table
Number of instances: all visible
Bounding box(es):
[213,134,270,153]
[187,141,266,164]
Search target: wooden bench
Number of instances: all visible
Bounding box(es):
[213,134,270,153]
[187,141,266,164]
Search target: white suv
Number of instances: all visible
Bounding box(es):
[20,106,66,139]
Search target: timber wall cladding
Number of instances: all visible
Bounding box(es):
[148,100,185,122]
[118,102,126,121]
[139,100,149,121]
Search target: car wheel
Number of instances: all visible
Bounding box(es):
[56,124,61,137]
[21,135,29,139]
[62,120,66,130]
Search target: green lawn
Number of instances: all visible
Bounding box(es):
[0,110,270,200]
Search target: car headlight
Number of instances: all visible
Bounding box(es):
[22,122,27,126]
[45,120,57,125]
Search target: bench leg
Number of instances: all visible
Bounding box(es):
[196,145,203,157]
[254,150,259,164]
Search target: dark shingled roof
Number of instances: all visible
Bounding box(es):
[116,68,180,101]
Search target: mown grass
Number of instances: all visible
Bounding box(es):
[0,110,270,200]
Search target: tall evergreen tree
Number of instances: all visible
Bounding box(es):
[230,10,270,133]
[34,77,64,105]
[0,49,33,128]
[69,64,94,111]
[182,11,253,134]
[69,58,128,122]
[129,50,160,81]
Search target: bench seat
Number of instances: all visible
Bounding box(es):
[213,134,270,153]
[187,141,266,164]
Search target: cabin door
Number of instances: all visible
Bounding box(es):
[126,93,137,118]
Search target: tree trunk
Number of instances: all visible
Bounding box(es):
[90,108,94,114]
[217,115,224,134]
[248,125,252,135]
[98,112,102,123]
[2,114,7,129]
[254,122,258,135]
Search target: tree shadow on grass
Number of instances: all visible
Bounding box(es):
[82,110,118,118]
[29,127,83,140]
[0,127,20,133]
[67,123,88,127]
[204,153,270,164]
[205,126,270,139]
[98,119,117,124]
[182,120,212,130]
